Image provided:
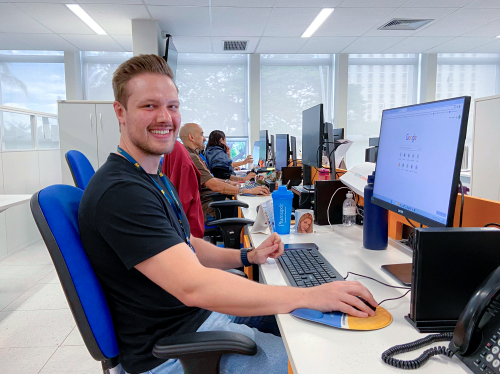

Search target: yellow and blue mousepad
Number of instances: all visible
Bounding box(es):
[290,307,392,330]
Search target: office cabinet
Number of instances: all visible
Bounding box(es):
[58,100,119,186]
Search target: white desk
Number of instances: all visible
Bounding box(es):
[239,195,469,374]
[0,195,31,213]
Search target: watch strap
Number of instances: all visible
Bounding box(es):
[241,248,252,267]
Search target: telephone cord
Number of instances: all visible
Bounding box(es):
[381,332,454,370]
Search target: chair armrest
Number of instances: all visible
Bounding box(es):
[225,268,248,278]
[208,200,249,220]
[206,218,254,249]
[154,331,256,357]
[153,331,257,374]
[208,200,249,209]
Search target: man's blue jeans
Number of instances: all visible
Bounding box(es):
[134,312,288,374]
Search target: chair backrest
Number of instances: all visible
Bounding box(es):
[65,150,96,190]
[30,184,119,363]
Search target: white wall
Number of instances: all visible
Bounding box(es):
[0,150,62,260]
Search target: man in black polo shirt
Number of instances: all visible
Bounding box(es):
[79,54,376,374]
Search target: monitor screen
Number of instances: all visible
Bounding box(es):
[252,141,260,165]
[290,136,297,161]
[302,104,324,168]
[372,96,470,227]
[164,36,178,81]
[259,130,268,161]
[275,134,289,171]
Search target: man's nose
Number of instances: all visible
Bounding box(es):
[157,106,172,123]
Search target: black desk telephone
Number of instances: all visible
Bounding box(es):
[382,266,500,373]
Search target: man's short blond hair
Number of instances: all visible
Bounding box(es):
[112,54,177,109]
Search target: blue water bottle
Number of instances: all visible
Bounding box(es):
[363,172,388,250]
[272,186,293,235]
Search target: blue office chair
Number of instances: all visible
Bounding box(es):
[30,184,257,374]
[65,150,95,190]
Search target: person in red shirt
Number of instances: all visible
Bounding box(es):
[162,140,204,238]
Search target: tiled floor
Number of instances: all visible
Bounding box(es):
[0,240,102,373]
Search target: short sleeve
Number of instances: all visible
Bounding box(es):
[189,153,213,185]
[95,182,185,270]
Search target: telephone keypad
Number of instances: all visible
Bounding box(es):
[486,354,495,363]
[492,346,500,355]
[493,359,500,368]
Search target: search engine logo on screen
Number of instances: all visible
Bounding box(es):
[406,134,417,142]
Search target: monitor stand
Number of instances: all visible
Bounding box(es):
[302,185,315,191]
[381,263,412,287]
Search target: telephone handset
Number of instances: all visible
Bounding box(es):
[382,266,500,372]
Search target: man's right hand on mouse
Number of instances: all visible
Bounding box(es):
[304,281,377,318]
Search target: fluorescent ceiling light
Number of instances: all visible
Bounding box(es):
[66,4,107,35]
[497,35,500,38]
[302,8,334,38]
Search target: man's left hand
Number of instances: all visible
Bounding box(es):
[248,233,284,265]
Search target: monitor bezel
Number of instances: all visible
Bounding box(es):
[275,134,290,171]
[301,103,324,168]
[371,96,471,228]
[259,130,269,162]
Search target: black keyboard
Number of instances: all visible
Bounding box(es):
[277,245,344,288]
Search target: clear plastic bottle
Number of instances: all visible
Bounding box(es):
[342,191,357,226]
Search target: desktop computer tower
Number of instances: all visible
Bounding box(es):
[406,227,500,333]
[314,180,346,225]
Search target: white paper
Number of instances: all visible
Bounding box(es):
[339,162,376,197]
[251,200,275,234]
[334,140,353,168]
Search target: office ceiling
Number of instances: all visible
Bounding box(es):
[1,0,500,54]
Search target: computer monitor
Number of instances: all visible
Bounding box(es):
[302,104,324,168]
[290,136,297,166]
[259,130,269,162]
[163,35,178,82]
[373,96,470,228]
[275,134,290,171]
[270,134,275,162]
[252,141,260,165]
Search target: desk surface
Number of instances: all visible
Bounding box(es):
[239,195,468,374]
[0,195,31,213]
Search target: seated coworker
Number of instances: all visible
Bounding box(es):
[178,123,269,220]
[205,130,253,180]
[79,54,377,374]
[162,140,204,239]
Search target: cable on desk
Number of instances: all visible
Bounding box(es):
[485,223,500,228]
[344,272,410,290]
[377,289,411,306]
[381,332,454,370]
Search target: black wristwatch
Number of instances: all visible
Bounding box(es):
[240,247,254,267]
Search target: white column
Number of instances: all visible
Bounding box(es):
[333,53,349,133]
[64,51,83,100]
[249,54,261,151]
[132,19,165,56]
[419,54,437,103]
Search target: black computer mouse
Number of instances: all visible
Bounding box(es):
[355,297,377,312]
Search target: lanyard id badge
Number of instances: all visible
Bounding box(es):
[117,147,194,251]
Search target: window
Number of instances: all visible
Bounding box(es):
[436,53,500,169]
[83,52,133,100]
[260,54,333,153]
[36,116,59,150]
[0,51,65,114]
[346,54,418,167]
[176,54,249,154]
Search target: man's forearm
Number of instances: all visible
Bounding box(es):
[229,175,245,182]
[192,236,243,269]
[204,178,238,195]
[232,160,246,168]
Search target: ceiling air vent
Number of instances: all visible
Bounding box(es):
[223,40,248,51]
[378,19,433,31]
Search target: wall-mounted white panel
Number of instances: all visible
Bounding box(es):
[471,95,500,201]
[2,152,40,195]
[0,212,8,260]
[96,103,120,166]
[6,204,40,254]
[38,151,62,189]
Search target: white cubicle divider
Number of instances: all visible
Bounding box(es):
[471,94,500,201]
[58,100,120,185]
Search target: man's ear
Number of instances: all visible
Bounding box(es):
[113,101,126,128]
[188,133,194,142]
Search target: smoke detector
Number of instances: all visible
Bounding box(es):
[378,19,434,31]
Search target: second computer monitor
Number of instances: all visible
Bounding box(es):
[259,130,269,162]
[290,136,297,165]
[302,104,324,168]
[275,134,290,171]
